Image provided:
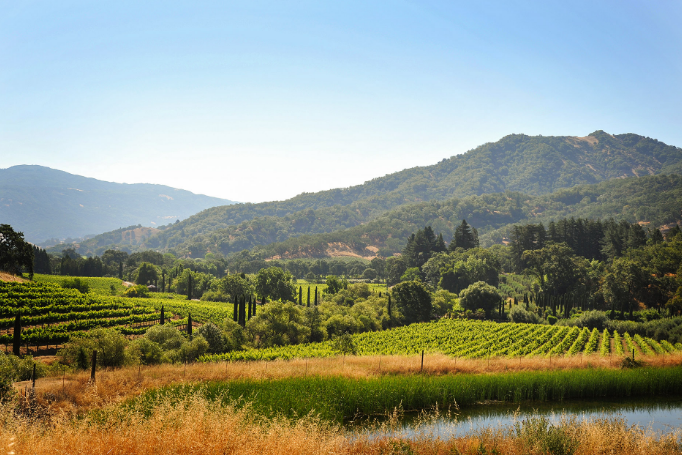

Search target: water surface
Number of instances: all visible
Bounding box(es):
[352,396,682,439]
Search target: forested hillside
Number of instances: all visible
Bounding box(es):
[72,174,682,259]
[64,131,682,257]
[0,165,236,243]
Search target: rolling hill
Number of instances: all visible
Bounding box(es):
[57,131,682,257]
[0,165,237,243]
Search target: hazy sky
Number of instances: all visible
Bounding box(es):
[2,1,681,203]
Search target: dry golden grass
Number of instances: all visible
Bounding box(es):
[0,272,26,282]
[2,394,680,455]
[21,351,682,415]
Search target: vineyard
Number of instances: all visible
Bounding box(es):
[0,281,234,352]
[201,318,682,362]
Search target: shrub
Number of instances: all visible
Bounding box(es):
[129,338,164,365]
[197,322,224,354]
[61,278,89,294]
[509,306,541,324]
[123,284,150,298]
[547,315,558,325]
[58,328,131,368]
[177,336,209,363]
[200,290,229,302]
[145,325,186,351]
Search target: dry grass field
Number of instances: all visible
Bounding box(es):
[16,352,682,415]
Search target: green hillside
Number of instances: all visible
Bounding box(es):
[0,165,237,243]
[238,174,682,259]
[67,131,682,257]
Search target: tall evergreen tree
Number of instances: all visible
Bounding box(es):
[451,219,478,251]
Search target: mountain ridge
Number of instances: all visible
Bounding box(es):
[64,131,682,257]
[0,165,237,243]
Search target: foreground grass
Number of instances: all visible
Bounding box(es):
[145,366,682,422]
[2,394,681,455]
[23,352,682,416]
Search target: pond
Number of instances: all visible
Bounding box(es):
[351,396,682,439]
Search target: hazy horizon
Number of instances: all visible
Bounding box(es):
[2,1,681,202]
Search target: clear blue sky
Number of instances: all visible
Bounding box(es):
[1,1,681,202]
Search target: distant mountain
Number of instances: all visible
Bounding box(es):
[0,165,237,243]
[61,131,682,257]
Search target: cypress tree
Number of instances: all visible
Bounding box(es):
[13,312,21,357]
[247,295,252,320]
[307,287,310,306]
[233,298,238,322]
[239,296,246,327]
[299,286,302,305]
[252,297,257,317]
[388,294,392,317]
[187,313,193,339]
[314,286,318,306]
[160,305,165,325]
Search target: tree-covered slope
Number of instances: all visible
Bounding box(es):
[67,131,682,256]
[74,174,682,258]
[0,165,236,243]
[237,174,682,259]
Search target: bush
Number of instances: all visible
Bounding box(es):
[58,328,131,369]
[129,338,164,365]
[123,284,150,298]
[0,353,17,401]
[509,306,541,324]
[547,315,558,325]
[220,319,246,352]
[200,290,229,302]
[177,336,209,363]
[145,325,186,351]
[197,322,224,354]
[565,310,610,331]
[61,278,89,294]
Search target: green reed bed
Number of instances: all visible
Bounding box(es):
[138,366,682,423]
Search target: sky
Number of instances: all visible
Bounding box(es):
[1,1,681,203]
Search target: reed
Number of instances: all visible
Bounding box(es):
[140,366,682,422]
[2,394,680,455]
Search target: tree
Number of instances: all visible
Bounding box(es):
[522,242,585,297]
[217,274,253,302]
[255,267,296,302]
[325,275,347,295]
[0,225,34,279]
[459,281,501,318]
[451,220,478,251]
[245,301,310,347]
[392,281,432,324]
[369,257,386,279]
[400,267,422,282]
[135,262,159,285]
[386,256,407,286]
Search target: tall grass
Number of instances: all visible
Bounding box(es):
[141,366,682,423]
[2,394,681,455]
